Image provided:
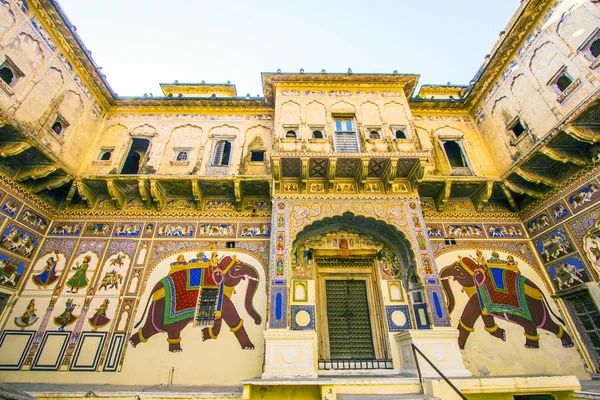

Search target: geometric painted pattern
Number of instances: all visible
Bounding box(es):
[386,305,411,331]
[290,305,315,330]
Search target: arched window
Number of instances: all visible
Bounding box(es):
[176,151,188,161]
[212,140,232,166]
[369,131,381,139]
[121,138,150,174]
[0,66,14,86]
[100,151,112,161]
[312,130,323,139]
[395,130,407,139]
[286,130,297,138]
[442,140,467,168]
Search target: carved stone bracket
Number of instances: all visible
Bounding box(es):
[0,141,32,157]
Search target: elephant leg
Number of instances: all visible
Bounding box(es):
[201,316,223,341]
[540,317,574,348]
[481,314,505,341]
[457,296,481,349]
[222,297,254,350]
[522,322,540,349]
[167,327,183,352]
[129,302,160,347]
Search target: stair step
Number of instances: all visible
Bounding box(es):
[337,395,438,400]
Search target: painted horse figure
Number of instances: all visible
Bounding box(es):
[129,253,262,352]
[440,256,574,349]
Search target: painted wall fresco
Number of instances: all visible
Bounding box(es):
[125,250,266,384]
[435,248,586,378]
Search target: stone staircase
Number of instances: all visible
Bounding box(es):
[334,134,360,152]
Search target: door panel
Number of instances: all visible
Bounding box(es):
[325,279,375,359]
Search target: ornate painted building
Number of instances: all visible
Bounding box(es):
[0,0,599,399]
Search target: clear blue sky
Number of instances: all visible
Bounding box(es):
[56,0,520,97]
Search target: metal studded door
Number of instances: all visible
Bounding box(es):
[565,290,600,372]
[325,279,375,360]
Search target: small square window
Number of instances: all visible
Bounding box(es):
[549,67,574,94]
[507,117,527,139]
[0,57,24,88]
[50,115,69,137]
[578,28,600,62]
[250,150,265,162]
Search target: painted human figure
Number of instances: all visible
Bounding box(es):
[88,299,111,330]
[14,299,37,328]
[475,250,488,270]
[54,298,78,331]
[32,251,60,287]
[555,263,584,290]
[66,256,91,293]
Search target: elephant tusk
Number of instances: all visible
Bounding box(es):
[439,277,452,281]
[245,275,260,282]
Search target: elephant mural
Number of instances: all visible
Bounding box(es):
[129,252,262,352]
[440,253,573,350]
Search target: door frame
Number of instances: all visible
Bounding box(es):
[315,255,389,363]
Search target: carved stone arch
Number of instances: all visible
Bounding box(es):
[0,1,16,41]
[57,89,84,124]
[305,100,327,125]
[413,125,433,150]
[330,100,356,115]
[279,100,301,125]
[383,101,408,125]
[510,73,556,133]
[159,124,204,171]
[528,40,570,86]
[13,66,63,125]
[359,101,383,126]
[130,123,158,138]
[491,96,518,126]
[432,125,466,140]
[291,211,419,289]
[556,2,600,52]
[207,123,241,137]
[6,32,45,76]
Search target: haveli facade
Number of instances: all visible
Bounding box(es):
[0,0,599,399]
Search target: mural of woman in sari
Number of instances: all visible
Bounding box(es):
[66,255,91,293]
[88,299,111,331]
[14,299,37,328]
[32,251,60,287]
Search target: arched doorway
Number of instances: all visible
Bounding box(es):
[291,212,419,371]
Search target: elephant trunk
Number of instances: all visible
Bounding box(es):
[439,266,455,314]
[244,268,262,325]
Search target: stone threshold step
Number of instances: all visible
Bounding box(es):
[337,395,438,400]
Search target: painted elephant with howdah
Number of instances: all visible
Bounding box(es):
[440,255,573,349]
[130,253,262,352]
